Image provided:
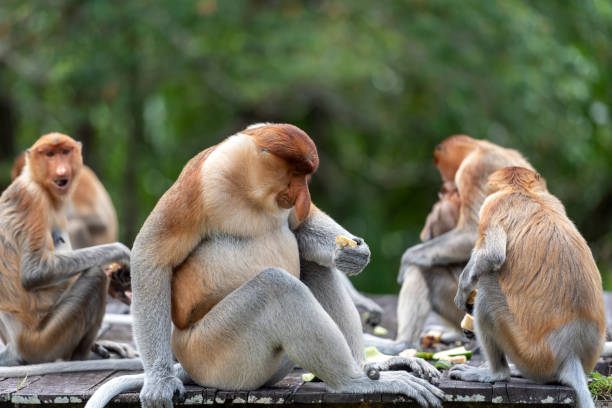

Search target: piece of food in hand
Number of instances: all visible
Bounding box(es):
[421,330,443,348]
[461,314,474,332]
[335,235,358,248]
[467,289,478,305]
[399,348,418,358]
[373,325,388,336]
[438,354,468,364]
[103,262,132,305]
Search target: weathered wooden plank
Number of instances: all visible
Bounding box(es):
[492,381,510,404]
[214,389,250,404]
[439,378,492,403]
[247,373,303,404]
[506,378,565,404]
[0,376,42,403]
[291,381,326,404]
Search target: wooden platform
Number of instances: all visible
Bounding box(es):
[0,367,583,407]
[2,295,612,407]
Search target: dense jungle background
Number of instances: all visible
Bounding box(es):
[1,0,611,293]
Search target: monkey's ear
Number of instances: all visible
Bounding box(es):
[535,173,541,181]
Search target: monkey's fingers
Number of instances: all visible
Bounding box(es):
[365,356,440,382]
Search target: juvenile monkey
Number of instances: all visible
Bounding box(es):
[365,182,464,353]
[451,167,605,408]
[86,124,443,408]
[0,133,134,367]
[12,152,119,249]
[399,135,534,275]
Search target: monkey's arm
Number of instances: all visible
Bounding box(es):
[292,205,370,276]
[399,226,478,279]
[454,225,506,311]
[19,243,130,290]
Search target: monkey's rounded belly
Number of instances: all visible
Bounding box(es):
[171,228,300,330]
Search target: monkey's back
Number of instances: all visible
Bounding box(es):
[455,143,533,227]
[489,191,605,372]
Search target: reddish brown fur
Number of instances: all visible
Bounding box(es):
[242,124,319,174]
[0,134,82,329]
[432,135,533,229]
[477,167,605,375]
[12,154,118,248]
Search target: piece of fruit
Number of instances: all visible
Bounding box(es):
[421,330,442,348]
[373,326,388,336]
[432,346,472,361]
[467,290,478,305]
[335,235,358,248]
[399,348,417,358]
[461,314,474,332]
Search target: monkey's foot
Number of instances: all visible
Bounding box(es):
[449,364,510,382]
[364,356,440,382]
[92,340,140,359]
[337,371,444,408]
[140,375,185,408]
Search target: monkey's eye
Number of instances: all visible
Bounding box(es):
[45,151,54,157]
[261,148,270,153]
[62,149,71,155]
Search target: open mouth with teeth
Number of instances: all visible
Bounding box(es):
[53,178,70,190]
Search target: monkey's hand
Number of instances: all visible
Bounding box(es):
[364,356,441,383]
[454,286,473,313]
[333,237,370,276]
[140,374,184,408]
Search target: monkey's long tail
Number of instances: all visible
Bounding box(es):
[85,373,144,408]
[85,363,188,408]
[0,358,142,377]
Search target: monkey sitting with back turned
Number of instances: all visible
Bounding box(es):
[451,167,605,408]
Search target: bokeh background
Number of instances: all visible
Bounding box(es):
[1,0,611,293]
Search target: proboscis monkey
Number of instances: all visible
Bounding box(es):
[399,135,534,278]
[12,150,130,304]
[364,182,464,353]
[12,152,119,249]
[85,123,444,408]
[450,167,605,408]
[0,133,137,369]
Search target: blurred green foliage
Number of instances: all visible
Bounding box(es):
[0,0,611,293]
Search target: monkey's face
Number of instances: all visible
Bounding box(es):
[243,123,318,222]
[29,134,83,199]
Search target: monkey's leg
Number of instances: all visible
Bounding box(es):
[300,262,365,364]
[172,267,443,407]
[301,262,439,382]
[449,306,510,383]
[334,270,383,327]
[16,266,109,363]
[426,266,463,330]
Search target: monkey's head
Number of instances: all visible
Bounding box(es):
[433,135,479,182]
[242,123,319,222]
[27,133,83,200]
[487,167,547,194]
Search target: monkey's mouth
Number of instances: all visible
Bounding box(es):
[53,178,70,190]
